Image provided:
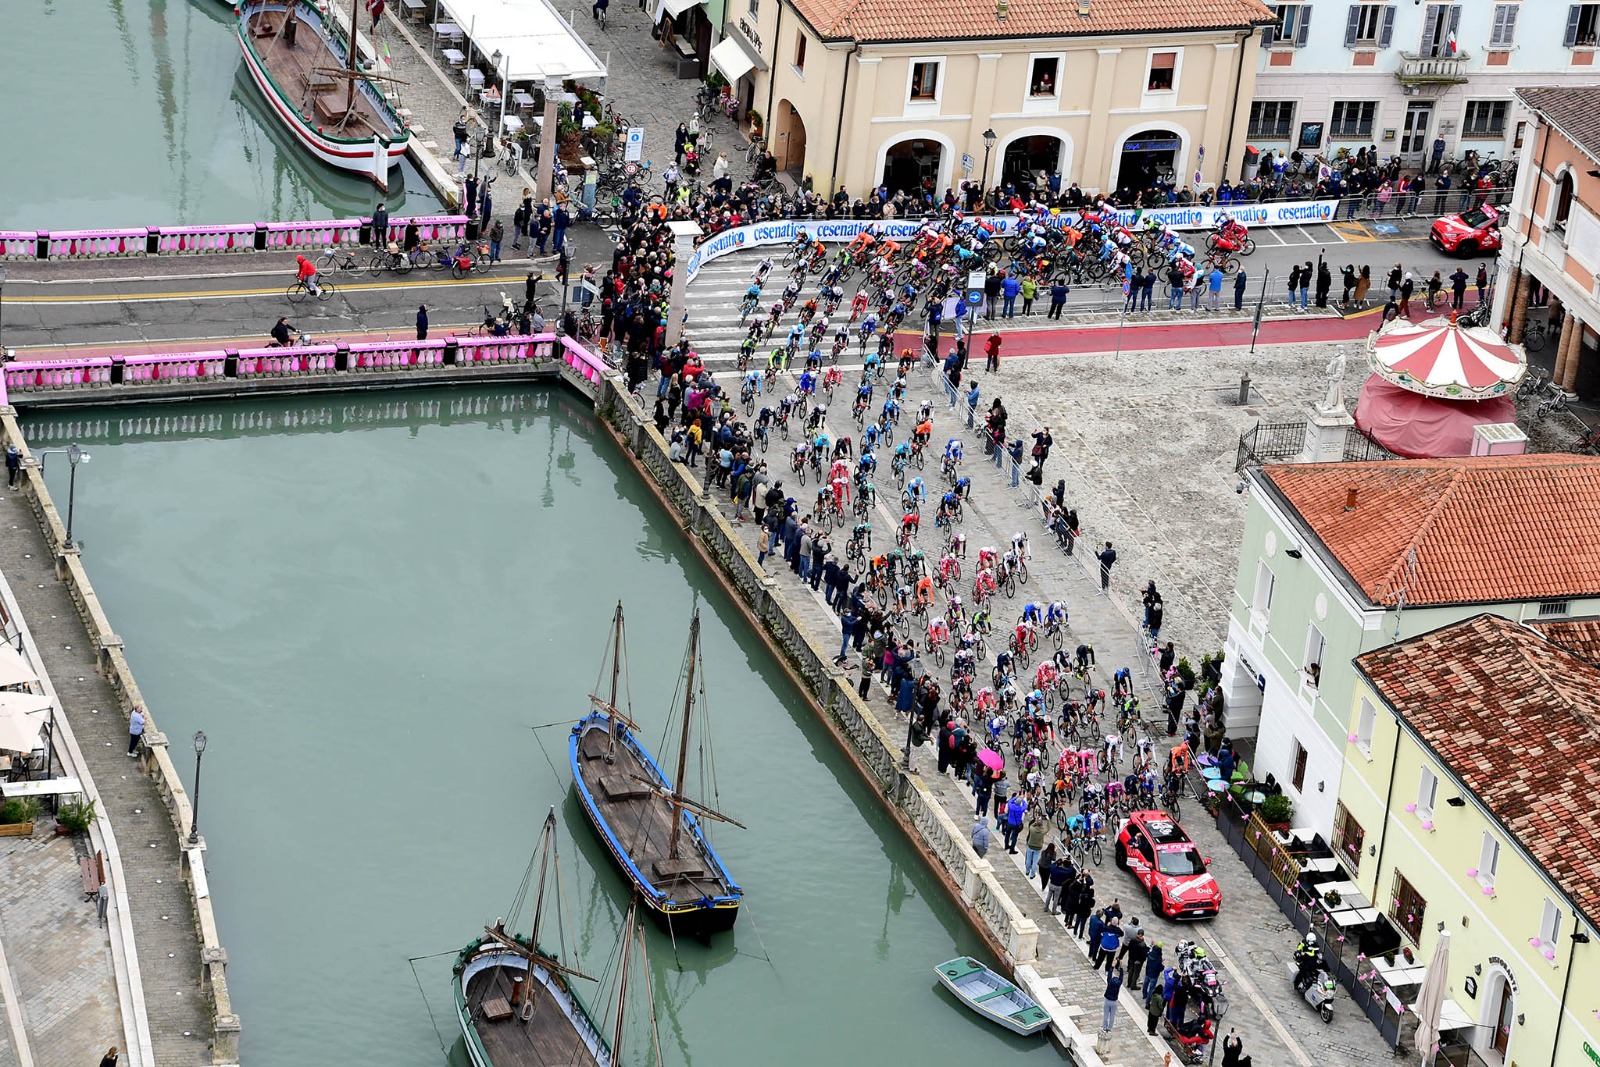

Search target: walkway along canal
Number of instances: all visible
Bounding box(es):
[20,385,1063,1067]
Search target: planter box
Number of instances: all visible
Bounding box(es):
[0,822,34,837]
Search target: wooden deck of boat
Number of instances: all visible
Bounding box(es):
[575,723,731,905]
[245,8,389,140]
[466,967,601,1067]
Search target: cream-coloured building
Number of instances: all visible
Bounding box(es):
[709,0,1273,198]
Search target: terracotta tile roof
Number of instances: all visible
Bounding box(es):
[1516,87,1600,165]
[790,0,1273,43]
[1259,454,1600,607]
[1531,620,1600,666]
[1356,615,1600,930]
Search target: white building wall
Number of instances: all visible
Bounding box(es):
[1247,2,1600,171]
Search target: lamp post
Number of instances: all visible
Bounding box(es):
[37,442,91,548]
[981,128,997,204]
[188,730,207,845]
[490,49,509,139]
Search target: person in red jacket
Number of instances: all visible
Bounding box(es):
[295,254,321,296]
[984,332,1003,373]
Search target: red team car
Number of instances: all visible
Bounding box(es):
[1430,202,1502,257]
[1114,810,1221,919]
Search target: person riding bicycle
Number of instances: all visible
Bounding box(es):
[899,510,920,538]
[1075,643,1096,670]
[797,367,817,398]
[926,614,949,647]
[294,254,321,296]
[943,437,965,463]
[270,317,295,346]
[914,574,934,611]
[812,428,830,457]
[1021,602,1045,626]
[1045,601,1067,628]
[790,438,810,472]
[756,405,775,432]
[938,490,961,524]
[905,476,926,510]
[807,404,828,433]
[778,392,800,421]
[952,475,971,500]
[1015,616,1037,649]
[767,347,787,374]
[744,283,763,303]
[881,395,901,424]
[744,367,764,396]
[753,257,774,284]
[1112,666,1133,697]
[971,605,992,634]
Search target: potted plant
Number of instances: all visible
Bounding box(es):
[0,797,40,837]
[1202,650,1224,685]
[55,797,96,836]
[1323,888,1343,907]
[1175,656,1197,690]
[1261,793,1294,830]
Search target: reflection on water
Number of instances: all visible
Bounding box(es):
[0,0,441,227]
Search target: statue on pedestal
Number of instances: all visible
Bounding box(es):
[1318,349,1347,414]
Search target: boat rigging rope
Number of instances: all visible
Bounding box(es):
[405,951,456,1053]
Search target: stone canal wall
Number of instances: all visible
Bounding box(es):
[594,377,1043,969]
[0,405,236,1063]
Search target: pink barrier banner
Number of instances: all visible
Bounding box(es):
[43,228,147,258]
[0,231,36,260]
[558,336,608,383]
[233,345,340,376]
[370,215,469,246]
[154,225,255,254]
[262,219,362,251]
[4,357,115,391]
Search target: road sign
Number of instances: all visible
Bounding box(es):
[961,153,974,175]
[967,270,986,291]
[967,290,983,306]
[624,127,644,162]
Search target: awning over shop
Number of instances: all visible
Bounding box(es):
[709,34,765,81]
[659,0,700,17]
[435,0,608,81]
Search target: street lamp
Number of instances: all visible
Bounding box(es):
[490,49,509,139]
[37,442,91,548]
[981,129,997,199]
[188,730,207,845]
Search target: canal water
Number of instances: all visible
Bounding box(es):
[0,1,442,230]
[25,387,1060,1067]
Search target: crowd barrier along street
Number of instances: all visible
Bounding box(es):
[0,215,469,261]
[0,334,607,403]
[686,199,1386,282]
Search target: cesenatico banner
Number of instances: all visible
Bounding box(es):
[683,200,1339,281]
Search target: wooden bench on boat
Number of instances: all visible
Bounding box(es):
[303,71,338,93]
[599,774,651,801]
[480,996,513,1022]
[314,93,354,123]
[653,857,705,880]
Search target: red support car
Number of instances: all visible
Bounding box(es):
[1430,202,1502,257]
[1114,810,1221,919]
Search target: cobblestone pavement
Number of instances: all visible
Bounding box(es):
[0,830,119,1067]
[662,249,1396,1065]
[0,494,209,1065]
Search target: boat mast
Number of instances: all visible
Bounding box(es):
[609,900,638,1063]
[345,0,360,116]
[527,808,556,952]
[666,612,699,860]
[608,602,624,748]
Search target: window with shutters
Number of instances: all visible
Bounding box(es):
[1146,51,1178,92]
[1268,4,1313,48]
[1291,739,1309,791]
[1302,624,1326,691]
[1463,101,1508,137]
[1477,831,1500,890]
[1344,3,1394,48]
[1417,764,1438,820]
[1420,3,1462,57]
[1332,801,1364,872]
[1251,561,1275,625]
[1537,899,1562,959]
[1390,870,1427,944]
[1249,101,1296,139]
[1555,171,1576,231]
[1567,5,1600,47]
[1331,101,1377,139]
[1356,697,1376,756]
[1490,3,1518,48]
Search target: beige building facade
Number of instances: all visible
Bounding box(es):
[712,0,1273,198]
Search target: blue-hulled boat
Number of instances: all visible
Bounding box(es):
[570,604,743,938]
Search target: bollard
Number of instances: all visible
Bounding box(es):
[1238,373,1251,405]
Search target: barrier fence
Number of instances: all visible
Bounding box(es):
[0,334,607,402]
[0,215,469,261]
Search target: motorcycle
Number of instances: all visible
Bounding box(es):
[1290,952,1337,1023]
[1174,939,1227,1018]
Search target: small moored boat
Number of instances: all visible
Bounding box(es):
[934,957,1051,1036]
[235,0,410,190]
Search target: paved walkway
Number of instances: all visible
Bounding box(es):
[667,251,1401,1065]
[0,493,209,1065]
[0,830,120,1067]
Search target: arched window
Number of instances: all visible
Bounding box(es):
[1554,171,1575,232]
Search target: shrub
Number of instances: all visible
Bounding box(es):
[57,797,97,834]
[1260,794,1294,824]
[1,798,40,824]
[1175,657,1197,690]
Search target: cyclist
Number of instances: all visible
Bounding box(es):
[953,475,972,499]
[294,254,322,296]
[270,317,296,346]
[914,574,934,612]
[881,395,901,425]
[1015,616,1036,651]
[912,416,933,448]
[943,437,964,464]
[790,438,810,474]
[946,530,967,558]
[782,277,802,308]
[905,476,926,511]
[1012,530,1031,560]
[812,427,831,459]
[738,334,758,368]
[1075,643,1096,670]
[1021,602,1045,626]
[744,366,764,397]
[753,256,773,284]
[807,403,828,433]
[937,490,961,525]
[927,615,949,650]
[1112,667,1133,699]
[857,449,878,479]
[1045,600,1068,628]
[899,509,920,541]
[797,367,817,399]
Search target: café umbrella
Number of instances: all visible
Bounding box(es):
[0,644,37,689]
[0,705,50,754]
[1411,929,1451,1065]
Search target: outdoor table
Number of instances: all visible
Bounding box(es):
[1299,857,1340,874]
[1245,790,1266,804]
[1196,754,1218,767]
[1206,779,1227,793]
[401,0,425,21]
[442,48,466,68]
[503,115,524,134]
[1201,766,1222,780]
[1331,906,1380,927]
[433,21,461,40]
[0,776,82,798]
[513,91,535,110]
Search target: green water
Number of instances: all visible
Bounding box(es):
[25,387,1060,1067]
[0,1,442,229]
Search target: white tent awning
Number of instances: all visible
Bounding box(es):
[436,0,608,82]
[0,645,37,689]
[660,0,700,16]
[0,707,47,754]
[709,36,760,82]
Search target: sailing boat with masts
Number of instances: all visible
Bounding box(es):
[235,0,411,189]
[570,603,744,937]
[454,807,660,1067]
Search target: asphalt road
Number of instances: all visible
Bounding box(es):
[0,220,1483,356]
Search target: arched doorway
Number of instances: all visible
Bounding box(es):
[1001,135,1065,197]
[774,100,808,182]
[1479,969,1516,1063]
[1115,128,1181,195]
[881,137,943,198]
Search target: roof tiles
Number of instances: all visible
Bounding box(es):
[1516,86,1600,165]
[789,0,1272,42]
[1261,454,1600,607]
[1356,615,1600,930]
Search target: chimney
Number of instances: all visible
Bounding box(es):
[1343,487,1358,511]
[1077,0,1091,13]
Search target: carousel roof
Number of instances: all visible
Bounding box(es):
[1367,316,1526,400]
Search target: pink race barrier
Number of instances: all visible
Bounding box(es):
[119,352,229,382]
[233,345,340,376]
[0,231,37,260]
[262,219,362,251]
[154,225,256,254]
[558,336,608,383]
[3,358,115,392]
[41,228,147,259]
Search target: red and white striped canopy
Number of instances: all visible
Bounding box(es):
[1367,317,1526,400]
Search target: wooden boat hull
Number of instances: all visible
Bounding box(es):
[934,957,1051,1036]
[569,713,741,938]
[453,941,612,1067]
[235,1,409,191]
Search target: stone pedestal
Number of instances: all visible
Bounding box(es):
[1300,406,1354,463]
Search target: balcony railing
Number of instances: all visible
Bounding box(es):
[1397,51,1470,84]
